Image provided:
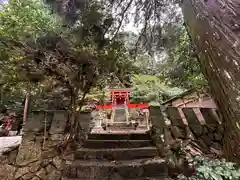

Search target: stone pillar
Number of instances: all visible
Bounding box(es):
[90,110,103,132]
[149,106,166,156]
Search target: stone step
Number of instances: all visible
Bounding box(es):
[75,147,158,160]
[63,158,167,179]
[88,133,150,140]
[83,140,152,149]
[106,126,148,131]
[63,176,167,180]
[108,122,132,126]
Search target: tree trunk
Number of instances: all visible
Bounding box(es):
[181,0,240,162]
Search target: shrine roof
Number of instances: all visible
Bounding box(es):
[108,88,132,92]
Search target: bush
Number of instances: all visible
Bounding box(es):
[178,156,240,180]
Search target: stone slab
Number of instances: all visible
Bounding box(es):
[75,147,158,160]
[83,140,152,149]
[63,158,167,179]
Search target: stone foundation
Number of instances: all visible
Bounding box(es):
[0,110,91,180]
[150,106,223,159]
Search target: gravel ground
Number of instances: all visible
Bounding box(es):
[0,136,22,154]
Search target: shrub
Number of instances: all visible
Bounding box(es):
[178,156,240,180]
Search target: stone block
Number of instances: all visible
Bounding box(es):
[78,112,92,132]
[0,165,15,180]
[189,125,203,137]
[52,156,62,169]
[149,106,164,128]
[49,111,69,135]
[8,149,18,165]
[21,172,35,180]
[15,166,30,179]
[202,126,209,135]
[29,160,41,173]
[32,177,41,180]
[23,112,45,133]
[45,164,56,173]
[36,168,46,179]
[200,108,220,125]
[201,135,212,146]
[182,108,201,125]
[197,139,209,151]
[42,148,59,159]
[16,141,42,166]
[170,126,185,139]
[214,132,223,141]
[46,169,61,180]
[166,107,185,127]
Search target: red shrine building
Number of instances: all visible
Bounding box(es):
[96,88,149,109]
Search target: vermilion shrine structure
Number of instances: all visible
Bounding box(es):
[96,88,149,128]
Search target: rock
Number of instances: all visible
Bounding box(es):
[202,126,209,135]
[171,139,183,152]
[42,148,59,159]
[214,132,223,141]
[41,158,52,167]
[201,135,212,146]
[45,164,56,173]
[21,172,35,180]
[197,139,209,151]
[49,112,68,134]
[8,149,18,165]
[0,165,15,180]
[16,141,42,166]
[36,168,46,179]
[15,166,30,179]
[29,161,41,173]
[52,156,62,169]
[46,169,61,180]
[189,125,203,136]
[32,177,41,180]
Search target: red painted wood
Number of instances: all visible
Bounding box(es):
[96,103,149,109]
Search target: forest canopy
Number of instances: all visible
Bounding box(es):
[0,0,199,109]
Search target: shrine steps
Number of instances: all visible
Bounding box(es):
[83,139,152,149]
[63,158,166,179]
[75,147,158,160]
[62,131,167,179]
[88,133,150,140]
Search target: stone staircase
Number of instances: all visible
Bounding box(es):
[63,131,167,180]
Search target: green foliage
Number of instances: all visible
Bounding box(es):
[0,0,61,107]
[157,25,207,89]
[178,156,240,180]
[131,74,184,105]
[0,0,60,38]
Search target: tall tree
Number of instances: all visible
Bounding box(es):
[181,0,240,161]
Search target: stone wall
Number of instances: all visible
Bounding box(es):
[150,106,223,158]
[0,110,91,180]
